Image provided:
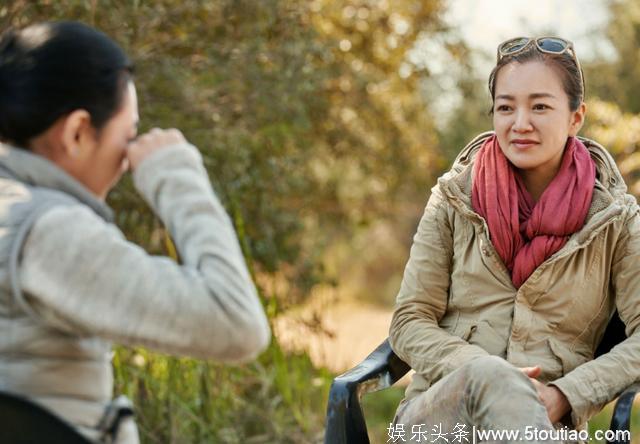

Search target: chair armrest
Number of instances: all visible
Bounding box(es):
[609,383,640,444]
[324,338,410,444]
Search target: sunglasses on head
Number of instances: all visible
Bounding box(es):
[496,36,584,99]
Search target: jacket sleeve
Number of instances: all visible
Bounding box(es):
[550,200,640,428]
[389,182,489,383]
[18,143,271,363]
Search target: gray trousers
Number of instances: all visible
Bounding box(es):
[393,356,581,444]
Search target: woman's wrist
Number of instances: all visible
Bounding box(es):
[546,385,571,423]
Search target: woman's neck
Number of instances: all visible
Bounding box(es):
[518,165,561,202]
[516,142,567,202]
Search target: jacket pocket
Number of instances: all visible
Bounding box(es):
[445,321,475,342]
[547,337,593,375]
[466,320,508,357]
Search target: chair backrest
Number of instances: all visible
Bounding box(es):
[595,311,626,358]
[0,391,92,444]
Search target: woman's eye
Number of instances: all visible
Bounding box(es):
[496,105,511,112]
[533,103,549,110]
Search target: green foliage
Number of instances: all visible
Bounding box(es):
[584,0,640,114]
[436,73,492,165]
[0,0,450,305]
[583,98,640,196]
[361,387,406,444]
[580,0,640,200]
[113,342,332,444]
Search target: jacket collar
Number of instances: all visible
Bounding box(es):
[438,132,627,246]
[0,144,113,222]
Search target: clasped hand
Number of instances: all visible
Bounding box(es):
[518,365,570,424]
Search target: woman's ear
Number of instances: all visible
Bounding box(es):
[60,110,94,159]
[569,102,587,137]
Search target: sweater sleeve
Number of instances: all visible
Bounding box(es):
[389,183,489,382]
[549,200,640,428]
[18,143,270,363]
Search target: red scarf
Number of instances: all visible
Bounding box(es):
[471,135,595,288]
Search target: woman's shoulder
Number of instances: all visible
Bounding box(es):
[450,131,494,168]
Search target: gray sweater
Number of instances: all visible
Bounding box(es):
[0,142,270,442]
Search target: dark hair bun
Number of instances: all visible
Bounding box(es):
[0,21,133,147]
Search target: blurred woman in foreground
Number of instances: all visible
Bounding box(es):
[0,21,270,443]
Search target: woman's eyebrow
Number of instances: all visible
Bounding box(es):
[529,92,556,99]
[495,93,556,100]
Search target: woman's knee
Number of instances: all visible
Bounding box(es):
[464,355,521,383]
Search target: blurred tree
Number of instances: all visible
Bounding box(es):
[584,0,640,113]
[580,0,640,201]
[0,0,450,308]
[435,65,492,164]
[308,0,444,209]
[583,98,640,196]
[304,0,477,306]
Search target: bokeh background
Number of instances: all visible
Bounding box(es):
[3,0,640,442]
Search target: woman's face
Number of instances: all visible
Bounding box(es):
[492,60,584,175]
[77,81,139,199]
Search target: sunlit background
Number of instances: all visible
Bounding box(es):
[2,1,639,442]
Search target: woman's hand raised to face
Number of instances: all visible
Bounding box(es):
[127,128,186,171]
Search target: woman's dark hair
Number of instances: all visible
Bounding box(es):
[0,21,133,147]
[487,44,584,114]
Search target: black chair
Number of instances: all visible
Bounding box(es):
[0,391,93,444]
[324,312,639,444]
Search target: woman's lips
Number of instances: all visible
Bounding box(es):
[511,139,538,149]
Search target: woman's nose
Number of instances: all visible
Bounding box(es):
[512,110,533,133]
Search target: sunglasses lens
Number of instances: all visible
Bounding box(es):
[537,38,568,53]
[501,38,530,54]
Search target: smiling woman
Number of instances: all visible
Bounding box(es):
[0,21,270,444]
[388,36,640,443]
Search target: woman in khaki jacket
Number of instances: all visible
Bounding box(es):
[390,37,640,443]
